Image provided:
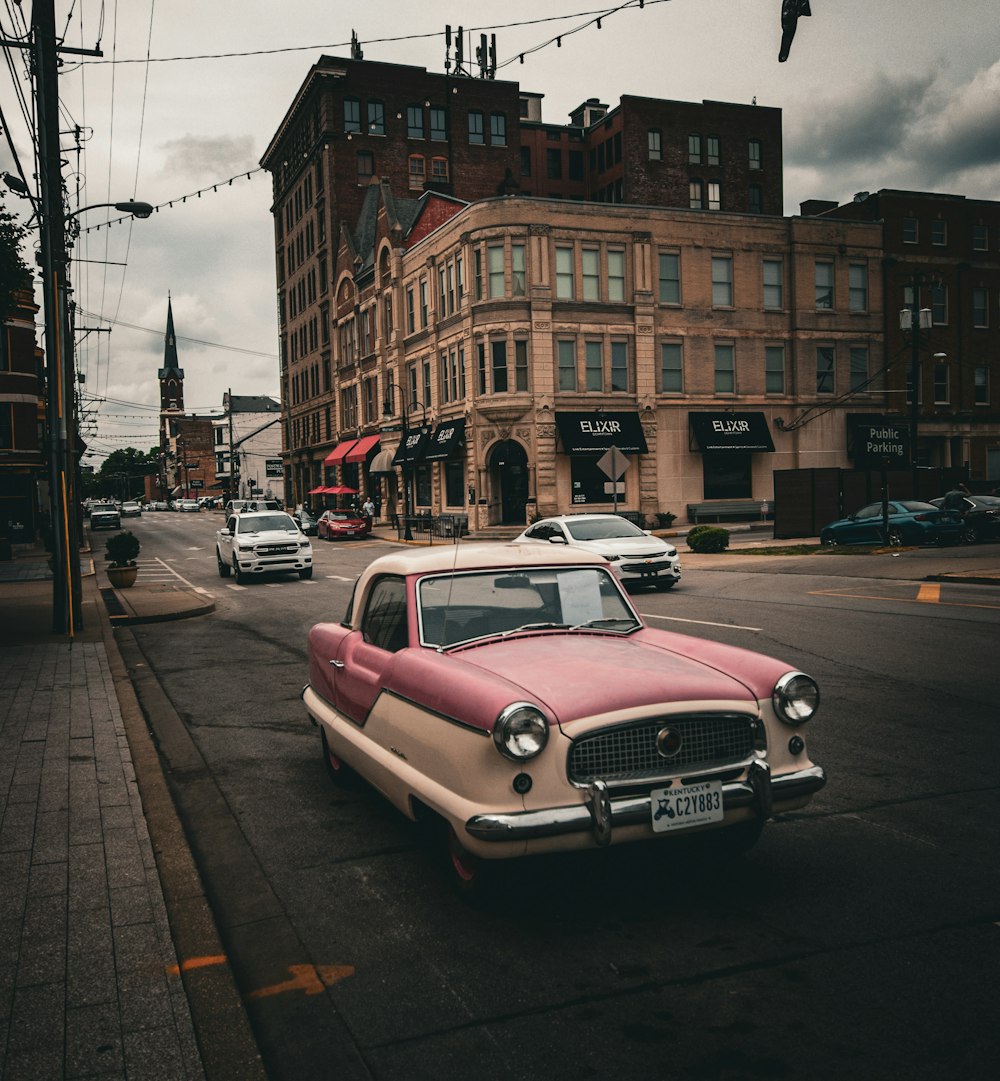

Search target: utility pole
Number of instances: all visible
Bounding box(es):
[901,273,931,500]
[227,388,238,500]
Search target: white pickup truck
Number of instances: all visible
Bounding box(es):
[216,511,313,583]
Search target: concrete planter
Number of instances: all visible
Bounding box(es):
[106,563,138,589]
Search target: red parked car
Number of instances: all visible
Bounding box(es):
[317,509,372,540]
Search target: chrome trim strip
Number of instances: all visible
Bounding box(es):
[465,765,826,842]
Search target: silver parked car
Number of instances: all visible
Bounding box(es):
[89,502,121,530]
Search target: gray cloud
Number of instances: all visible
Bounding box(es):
[157,134,257,178]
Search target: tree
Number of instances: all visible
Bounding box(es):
[0,191,32,320]
[93,446,160,500]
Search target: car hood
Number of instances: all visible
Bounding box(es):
[382,628,789,734]
[229,529,305,544]
[566,534,673,556]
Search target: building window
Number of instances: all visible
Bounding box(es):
[477,342,487,394]
[344,98,361,132]
[711,255,733,307]
[582,249,600,301]
[748,138,761,170]
[689,180,703,209]
[515,340,529,391]
[610,341,629,392]
[558,340,577,390]
[815,261,834,309]
[408,155,425,190]
[660,341,683,393]
[707,182,721,211]
[931,284,948,324]
[648,129,662,161]
[816,346,835,394]
[658,252,680,305]
[511,243,526,297]
[555,246,574,299]
[430,107,447,141]
[367,101,385,135]
[763,258,783,309]
[568,150,584,181]
[707,135,720,165]
[520,146,532,177]
[903,217,918,244]
[934,359,949,403]
[490,113,507,146]
[688,133,702,163]
[419,280,428,326]
[931,220,947,246]
[973,287,988,327]
[430,157,449,182]
[468,111,485,144]
[714,344,735,393]
[974,366,989,404]
[406,288,415,334]
[357,151,374,182]
[972,224,988,251]
[748,184,762,214]
[607,250,625,302]
[585,341,603,391]
[850,346,869,392]
[491,340,508,392]
[546,148,562,179]
[407,105,423,138]
[765,345,785,394]
[487,244,505,299]
[849,264,868,312]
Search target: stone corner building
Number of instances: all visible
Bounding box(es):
[261,53,895,528]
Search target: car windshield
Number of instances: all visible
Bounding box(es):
[326,512,357,521]
[564,518,645,541]
[418,566,640,648]
[237,514,297,533]
[93,504,115,512]
[971,496,1000,508]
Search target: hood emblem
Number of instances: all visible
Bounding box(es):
[656,726,683,758]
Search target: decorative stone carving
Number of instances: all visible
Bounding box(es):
[534,321,551,331]
[637,324,653,335]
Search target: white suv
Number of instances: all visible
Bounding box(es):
[216,511,313,583]
[512,513,681,590]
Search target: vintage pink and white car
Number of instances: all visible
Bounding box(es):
[303,543,825,893]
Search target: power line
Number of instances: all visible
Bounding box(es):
[75,307,278,358]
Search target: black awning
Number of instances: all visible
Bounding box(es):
[554,411,648,455]
[689,412,775,453]
[423,418,466,462]
[392,428,431,466]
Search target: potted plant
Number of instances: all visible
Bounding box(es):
[104,530,140,589]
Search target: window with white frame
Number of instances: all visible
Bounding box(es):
[707,182,721,211]
[487,244,504,298]
[585,341,603,391]
[816,346,835,394]
[511,243,526,297]
[582,249,600,301]
[658,252,680,304]
[849,346,869,392]
[714,343,735,393]
[408,155,425,190]
[688,133,701,163]
[660,341,683,393]
[491,340,508,392]
[419,280,428,326]
[931,220,947,246]
[477,342,487,394]
[711,255,733,307]
[607,250,625,302]
[763,258,783,309]
[514,340,529,391]
[558,340,577,390]
[765,345,785,393]
[849,264,868,311]
[406,288,415,334]
[431,157,449,183]
[815,261,834,309]
[648,129,662,161]
[555,246,574,299]
[689,180,703,210]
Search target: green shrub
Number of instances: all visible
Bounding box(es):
[686,526,730,553]
[684,524,714,543]
[104,530,140,567]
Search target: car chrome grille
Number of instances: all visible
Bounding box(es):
[258,544,298,555]
[620,559,674,573]
[568,713,756,784]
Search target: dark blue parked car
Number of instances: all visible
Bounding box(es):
[820,500,963,547]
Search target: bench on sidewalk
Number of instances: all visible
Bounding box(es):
[687,500,771,524]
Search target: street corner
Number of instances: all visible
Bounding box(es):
[100,581,216,625]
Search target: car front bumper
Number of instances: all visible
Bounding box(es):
[465,761,826,845]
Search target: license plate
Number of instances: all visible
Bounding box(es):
[650,780,723,832]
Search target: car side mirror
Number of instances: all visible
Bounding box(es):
[547,535,567,544]
[219,528,231,536]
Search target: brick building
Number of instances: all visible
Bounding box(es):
[806,189,1000,484]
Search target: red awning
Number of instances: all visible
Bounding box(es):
[308,486,328,495]
[345,434,380,463]
[323,440,357,466]
[325,485,359,495]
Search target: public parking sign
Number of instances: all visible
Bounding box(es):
[856,421,910,470]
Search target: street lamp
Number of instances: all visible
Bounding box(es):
[383,381,429,540]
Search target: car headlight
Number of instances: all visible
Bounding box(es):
[493,703,549,760]
[773,672,819,724]
[602,553,621,562]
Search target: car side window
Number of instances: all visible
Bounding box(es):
[362,576,408,652]
[856,504,880,519]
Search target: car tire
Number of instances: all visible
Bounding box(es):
[321,728,355,786]
[962,523,980,545]
[299,567,313,580]
[886,528,905,547]
[217,549,231,577]
[233,557,247,584]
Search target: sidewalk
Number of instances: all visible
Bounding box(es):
[0,543,261,1081]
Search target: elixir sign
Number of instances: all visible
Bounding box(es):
[856,421,910,469]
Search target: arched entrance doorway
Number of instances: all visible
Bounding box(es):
[487,439,529,525]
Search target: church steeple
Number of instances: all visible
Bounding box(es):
[158,295,184,413]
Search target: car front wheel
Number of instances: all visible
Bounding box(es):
[443,824,498,903]
[233,556,246,584]
[886,527,905,547]
[299,566,313,580]
[962,523,980,545]
[217,549,230,577]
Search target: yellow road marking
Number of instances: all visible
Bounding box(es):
[917,583,941,603]
[166,954,228,976]
[245,964,356,1000]
[809,585,1000,610]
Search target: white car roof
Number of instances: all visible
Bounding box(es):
[361,542,607,578]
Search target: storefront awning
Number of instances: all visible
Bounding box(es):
[346,434,380,463]
[392,429,431,466]
[323,439,357,466]
[423,419,466,462]
[369,448,396,474]
[554,411,648,455]
[689,412,775,453]
[308,486,328,495]
[325,485,359,495]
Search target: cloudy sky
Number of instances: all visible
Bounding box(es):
[3,0,998,464]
